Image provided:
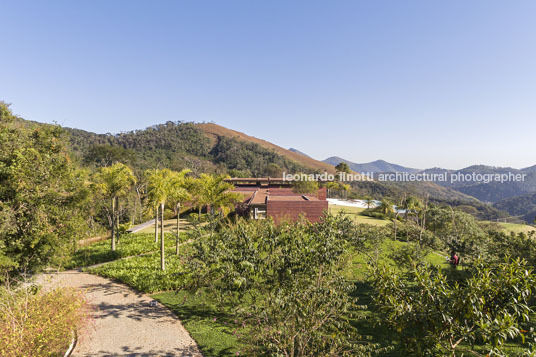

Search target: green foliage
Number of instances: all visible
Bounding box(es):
[89,242,189,292]
[371,258,536,356]
[192,174,241,217]
[378,199,394,216]
[93,162,136,200]
[70,121,213,172]
[0,102,91,274]
[83,144,137,167]
[487,230,536,266]
[335,162,351,174]
[0,283,88,357]
[145,168,174,207]
[387,242,431,269]
[184,215,380,356]
[70,122,313,177]
[425,206,487,261]
[391,221,441,249]
[292,178,320,194]
[210,136,311,177]
[67,233,184,268]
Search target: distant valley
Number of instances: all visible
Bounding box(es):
[316,154,536,223]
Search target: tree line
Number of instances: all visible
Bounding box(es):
[0,102,243,276]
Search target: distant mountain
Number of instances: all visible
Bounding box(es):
[198,123,337,174]
[494,192,536,224]
[421,165,536,203]
[288,148,311,158]
[522,165,536,173]
[323,156,420,173]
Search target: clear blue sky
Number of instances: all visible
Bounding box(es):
[1,0,535,170]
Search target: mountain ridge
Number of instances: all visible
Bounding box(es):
[323,156,420,173]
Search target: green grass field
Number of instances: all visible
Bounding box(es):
[136,218,194,234]
[482,220,536,235]
[152,290,243,356]
[68,232,188,268]
[328,204,391,226]
[498,222,536,235]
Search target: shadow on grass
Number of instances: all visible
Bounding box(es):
[68,250,120,269]
[350,281,405,356]
[152,291,242,357]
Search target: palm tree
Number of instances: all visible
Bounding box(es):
[403,196,423,221]
[167,169,191,255]
[393,211,400,241]
[326,181,339,199]
[146,168,173,270]
[379,199,394,216]
[364,196,374,210]
[185,176,204,216]
[196,174,241,219]
[339,183,350,200]
[145,169,163,243]
[93,163,136,251]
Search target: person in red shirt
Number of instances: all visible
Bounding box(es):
[450,252,459,268]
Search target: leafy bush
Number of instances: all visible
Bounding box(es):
[392,221,442,250]
[0,284,89,356]
[371,257,536,356]
[425,206,488,261]
[0,103,92,275]
[361,210,386,219]
[183,215,382,356]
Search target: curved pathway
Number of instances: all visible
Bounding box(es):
[37,270,202,357]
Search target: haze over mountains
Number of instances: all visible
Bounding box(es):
[306,153,536,223]
[323,156,420,174]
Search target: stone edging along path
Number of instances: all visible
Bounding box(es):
[36,269,203,357]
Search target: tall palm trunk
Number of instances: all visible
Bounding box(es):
[111,197,116,251]
[116,197,120,243]
[394,212,399,241]
[176,202,180,255]
[154,205,159,243]
[160,202,165,271]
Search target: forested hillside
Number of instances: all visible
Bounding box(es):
[494,192,536,224]
[349,180,508,221]
[65,122,314,177]
[420,165,536,203]
[11,115,510,221]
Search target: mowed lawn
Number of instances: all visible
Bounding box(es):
[499,222,536,235]
[328,204,391,226]
[482,220,536,235]
[136,218,195,234]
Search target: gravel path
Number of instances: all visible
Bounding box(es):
[37,270,203,357]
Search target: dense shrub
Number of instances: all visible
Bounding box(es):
[0,284,89,356]
[391,221,442,250]
[0,103,92,275]
[183,215,382,356]
[372,258,536,356]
